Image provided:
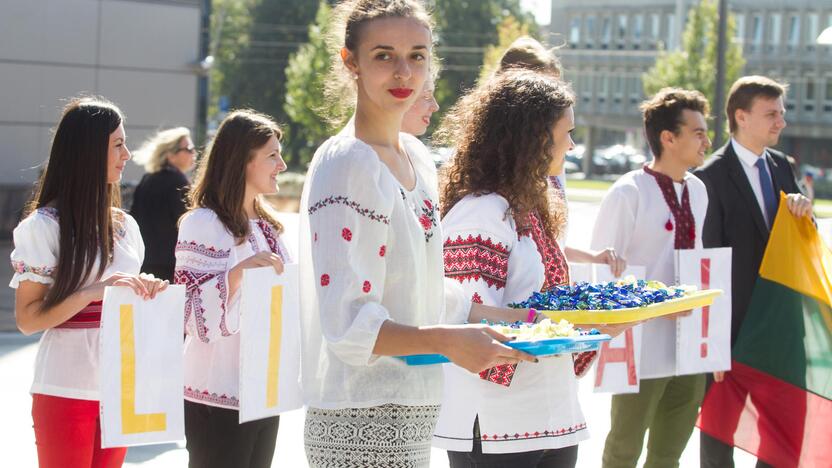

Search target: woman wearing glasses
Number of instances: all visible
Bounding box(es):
[130,127,196,280]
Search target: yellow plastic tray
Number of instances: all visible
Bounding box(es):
[541,289,723,325]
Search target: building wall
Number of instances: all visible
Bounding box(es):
[550,0,832,167]
[0,0,203,187]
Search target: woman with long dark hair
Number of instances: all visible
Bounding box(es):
[11,96,167,467]
[175,110,290,468]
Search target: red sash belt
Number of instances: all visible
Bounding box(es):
[55,301,102,329]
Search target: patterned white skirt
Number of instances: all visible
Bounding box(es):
[304,404,440,468]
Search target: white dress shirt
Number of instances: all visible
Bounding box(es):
[731,138,775,225]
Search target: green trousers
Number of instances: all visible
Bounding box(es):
[602,374,706,468]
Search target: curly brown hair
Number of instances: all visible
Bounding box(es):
[437,70,575,238]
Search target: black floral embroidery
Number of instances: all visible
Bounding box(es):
[308,195,390,225]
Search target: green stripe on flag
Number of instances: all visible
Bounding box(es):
[735,278,832,401]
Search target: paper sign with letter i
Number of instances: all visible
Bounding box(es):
[675,248,732,375]
[593,265,646,394]
[239,264,303,423]
[100,285,186,447]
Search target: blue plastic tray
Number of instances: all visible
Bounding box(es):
[396,336,579,366]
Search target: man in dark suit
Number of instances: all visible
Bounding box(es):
[694,76,813,467]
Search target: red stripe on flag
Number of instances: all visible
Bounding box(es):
[698,361,832,468]
[701,258,711,358]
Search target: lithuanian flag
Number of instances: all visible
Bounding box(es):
[698,193,832,467]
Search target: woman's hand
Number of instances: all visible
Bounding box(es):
[232,252,284,275]
[593,248,627,278]
[81,272,169,301]
[437,324,538,373]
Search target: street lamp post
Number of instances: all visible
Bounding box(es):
[713,0,728,150]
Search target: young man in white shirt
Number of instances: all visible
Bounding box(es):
[694,76,812,468]
[592,88,712,468]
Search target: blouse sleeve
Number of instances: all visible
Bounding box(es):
[441,196,516,312]
[591,180,638,254]
[174,209,235,343]
[9,211,59,288]
[306,139,396,367]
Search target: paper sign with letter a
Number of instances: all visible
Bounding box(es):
[239,264,303,423]
[675,248,732,375]
[100,285,186,448]
[593,265,646,394]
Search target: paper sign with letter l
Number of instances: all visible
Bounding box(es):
[239,264,303,423]
[100,286,186,447]
[593,265,646,394]
[675,248,732,375]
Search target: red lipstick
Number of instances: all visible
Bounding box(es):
[389,88,413,99]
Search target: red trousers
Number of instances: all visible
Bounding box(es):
[32,394,127,468]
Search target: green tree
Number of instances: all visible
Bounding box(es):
[433,0,536,119]
[643,0,745,139]
[478,14,532,82]
[284,1,333,167]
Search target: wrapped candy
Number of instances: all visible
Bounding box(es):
[510,277,690,311]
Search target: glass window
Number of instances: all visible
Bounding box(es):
[733,14,745,41]
[807,13,819,44]
[667,13,676,46]
[602,17,612,44]
[788,15,800,46]
[769,14,782,46]
[585,16,596,42]
[570,17,581,43]
[650,13,660,39]
[618,15,628,40]
[634,15,644,40]
[825,80,832,101]
[751,15,763,46]
[807,79,815,101]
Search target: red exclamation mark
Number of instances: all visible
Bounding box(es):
[700,258,711,358]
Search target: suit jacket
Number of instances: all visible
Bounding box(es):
[694,142,803,345]
[130,165,190,281]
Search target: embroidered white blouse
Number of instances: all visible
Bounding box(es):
[175,208,291,409]
[298,128,470,410]
[590,169,708,379]
[9,207,144,401]
[432,194,589,454]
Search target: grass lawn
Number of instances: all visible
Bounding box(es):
[564,178,614,191]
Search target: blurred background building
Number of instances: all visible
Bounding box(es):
[551,0,832,177]
[0,0,206,236]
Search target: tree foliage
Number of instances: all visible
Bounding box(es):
[284,1,333,167]
[478,15,532,82]
[643,0,745,138]
[432,0,536,120]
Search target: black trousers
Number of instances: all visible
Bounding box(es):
[448,419,578,468]
[699,375,773,468]
[184,400,279,468]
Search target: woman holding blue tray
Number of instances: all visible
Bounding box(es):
[297,1,539,466]
[433,70,618,468]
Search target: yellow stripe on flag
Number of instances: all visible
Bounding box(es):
[120,304,166,434]
[760,192,832,314]
[266,286,283,408]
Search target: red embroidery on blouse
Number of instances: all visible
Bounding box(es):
[320,274,330,286]
[443,234,510,290]
[471,292,483,304]
[517,211,569,290]
[573,350,598,377]
[362,281,372,293]
[480,422,587,441]
[379,245,386,257]
[644,165,695,249]
[314,232,318,242]
[342,228,352,241]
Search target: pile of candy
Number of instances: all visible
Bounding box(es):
[491,318,579,341]
[510,278,694,311]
